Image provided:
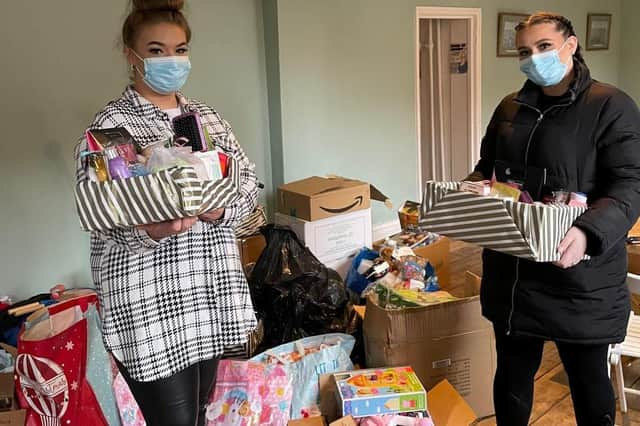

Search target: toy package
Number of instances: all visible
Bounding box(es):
[334,366,427,418]
[206,360,292,426]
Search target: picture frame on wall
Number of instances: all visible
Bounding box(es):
[586,13,612,50]
[497,13,529,57]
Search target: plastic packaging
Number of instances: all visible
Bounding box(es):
[206,360,293,426]
[104,147,132,180]
[248,225,352,349]
[250,333,355,420]
[85,152,109,182]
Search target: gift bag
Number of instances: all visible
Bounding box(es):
[110,358,146,426]
[251,333,355,419]
[15,292,120,426]
[206,360,292,426]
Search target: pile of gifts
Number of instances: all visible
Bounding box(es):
[459,179,588,208]
[75,125,240,232]
[81,126,229,183]
[346,231,457,310]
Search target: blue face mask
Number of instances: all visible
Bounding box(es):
[519,40,570,87]
[133,51,191,95]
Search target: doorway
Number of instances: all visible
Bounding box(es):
[415,7,482,196]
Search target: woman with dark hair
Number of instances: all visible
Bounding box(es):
[74,1,258,424]
[470,12,640,426]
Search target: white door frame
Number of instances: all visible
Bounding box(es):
[415,7,482,200]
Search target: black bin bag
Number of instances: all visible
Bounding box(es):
[248,224,351,348]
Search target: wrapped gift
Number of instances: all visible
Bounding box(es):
[75,157,240,231]
[420,181,588,262]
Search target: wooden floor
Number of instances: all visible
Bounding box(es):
[448,240,640,426]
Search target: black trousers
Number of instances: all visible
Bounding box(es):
[493,329,615,426]
[115,358,219,426]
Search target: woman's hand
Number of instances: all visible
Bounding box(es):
[199,208,225,223]
[554,226,587,269]
[138,217,198,241]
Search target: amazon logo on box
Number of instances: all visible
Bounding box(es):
[277,176,389,222]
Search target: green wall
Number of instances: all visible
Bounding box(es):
[274,0,623,224]
[0,0,270,300]
[1,0,633,300]
[621,0,640,103]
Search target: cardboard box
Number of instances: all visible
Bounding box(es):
[421,181,588,262]
[0,344,25,426]
[0,374,13,412]
[320,374,475,425]
[333,366,427,418]
[0,410,26,426]
[398,200,420,230]
[278,176,371,221]
[427,380,477,426]
[629,244,640,275]
[237,233,266,267]
[628,244,640,314]
[276,209,372,264]
[630,218,640,238]
[373,236,450,288]
[288,416,327,426]
[329,416,357,426]
[363,272,496,418]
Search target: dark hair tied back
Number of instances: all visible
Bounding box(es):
[516,12,586,65]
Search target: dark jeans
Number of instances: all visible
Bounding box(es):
[115,357,219,426]
[493,329,615,426]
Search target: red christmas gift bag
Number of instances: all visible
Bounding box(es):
[15,292,110,426]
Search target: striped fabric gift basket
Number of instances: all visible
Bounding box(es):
[75,157,241,232]
[420,181,588,262]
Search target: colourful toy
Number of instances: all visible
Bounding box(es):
[335,367,427,418]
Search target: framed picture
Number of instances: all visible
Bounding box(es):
[497,13,529,57]
[586,13,612,50]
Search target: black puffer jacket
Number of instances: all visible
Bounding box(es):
[475,61,640,344]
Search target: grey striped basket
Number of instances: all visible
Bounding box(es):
[75,157,241,231]
[420,181,588,262]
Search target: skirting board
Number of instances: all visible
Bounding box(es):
[372,219,402,242]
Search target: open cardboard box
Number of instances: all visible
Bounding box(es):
[363,271,496,419]
[316,371,476,425]
[373,236,450,288]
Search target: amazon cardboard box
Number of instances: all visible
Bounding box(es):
[363,272,496,418]
[275,209,372,266]
[277,176,388,222]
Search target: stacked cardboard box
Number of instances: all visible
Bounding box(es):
[276,176,388,277]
